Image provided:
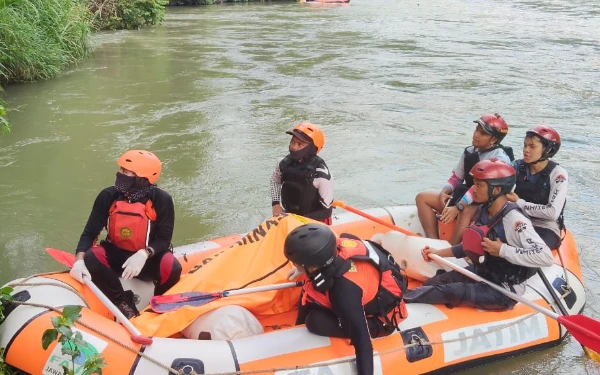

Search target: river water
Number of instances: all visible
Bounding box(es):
[1,0,599,373]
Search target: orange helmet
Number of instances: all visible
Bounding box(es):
[286,122,325,153]
[117,150,162,184]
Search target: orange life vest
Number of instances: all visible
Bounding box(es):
[107,200,157,251]
[301,239,408,333]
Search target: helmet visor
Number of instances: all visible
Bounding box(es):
[286,129,312,144]
[474,119,494,135]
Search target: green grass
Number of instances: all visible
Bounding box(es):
[0,0,91,83]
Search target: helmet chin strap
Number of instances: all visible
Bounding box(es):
[526,155,548,165]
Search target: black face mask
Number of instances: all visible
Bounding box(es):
[289,144,317,161]
[115,172,136,193]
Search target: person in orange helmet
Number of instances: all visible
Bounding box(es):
[70,150,181,319]
[270,121,334,224]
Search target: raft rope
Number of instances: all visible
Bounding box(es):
[4,274,542,375]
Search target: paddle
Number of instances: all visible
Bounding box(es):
[45,248,153,346]
[332,200,415,236]
[149,281,304,313]
[332,201,600,355]
[430,254,600,354]
[537,268,600,360]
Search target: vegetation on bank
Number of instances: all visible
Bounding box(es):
[0,0,167,133]
[0,0,167,84]
[0,96,8,134]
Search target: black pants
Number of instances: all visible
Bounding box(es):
[305,309,392,339]
[84,244,182,303]
[403,266,515,311]
[534,226,561,250]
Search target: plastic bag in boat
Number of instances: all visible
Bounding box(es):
[182,305,264,340]
[133,214,314,338]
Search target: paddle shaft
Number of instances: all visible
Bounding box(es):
[429,254,559,320]
[46,248,152,345]
[332,200,417,236]
[82,276,151,341]
[222,282,302,297]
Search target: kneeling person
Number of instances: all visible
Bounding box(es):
[284,224,407,375]
[405,158,553,310]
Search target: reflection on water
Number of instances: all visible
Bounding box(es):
[1,0,599,373]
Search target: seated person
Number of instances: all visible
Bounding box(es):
[507,125,566,249]
[405,158,553,310]
[415,113,512,245]
[270,122,334,224]
[284,224,407,375]
[70,150,181,319]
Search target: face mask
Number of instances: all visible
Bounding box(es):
[115,172,136,193]
[289,144,317,161]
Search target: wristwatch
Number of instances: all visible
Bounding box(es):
[456,202,465,212]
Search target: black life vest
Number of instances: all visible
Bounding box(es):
[471,203,537,286]
[280,155,332,220]
[514,160,565,231]
[514,160,557,205]
[463,144,514,187]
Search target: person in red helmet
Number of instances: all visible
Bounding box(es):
[284,224,407,375]
[416,113,514,245]
[404,158,552,310]
[70,150,181,319]
[270,122,334,224]
[507,125,567,249]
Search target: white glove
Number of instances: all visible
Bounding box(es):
[70,259,91,284]
[286,265,304,281]
[122,250,148,280]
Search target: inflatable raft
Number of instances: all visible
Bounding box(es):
[301,0,350,4]
[0,206,585,375]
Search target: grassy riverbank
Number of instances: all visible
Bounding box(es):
[0,0,168,132]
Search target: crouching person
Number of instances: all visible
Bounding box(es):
[283,224,407,375]
[404,158,553,311]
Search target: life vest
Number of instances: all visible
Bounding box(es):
[280,155,332,221]
[107,199,157,251]
[462,145,514,187]
[463,203,537,286]
[514,160,565,231]
[301,239,408,333]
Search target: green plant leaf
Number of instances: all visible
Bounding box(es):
[62,305,82,325]
[50,315,62,328]
[42,329,58,350]
[57,325,73,338]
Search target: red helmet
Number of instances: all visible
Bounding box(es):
[470,158,516,202]
[117,150,162,184]
[286,122,325,153]
[526,125,561,159]
[474,113,508,143]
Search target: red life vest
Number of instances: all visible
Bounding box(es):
[107,200,157,252]
[302,238,407,333]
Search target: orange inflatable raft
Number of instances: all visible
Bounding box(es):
[0,206,585,375]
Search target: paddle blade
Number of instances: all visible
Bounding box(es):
[150,292,220,313]
[46,248,76,268]
[558,314,600,353]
